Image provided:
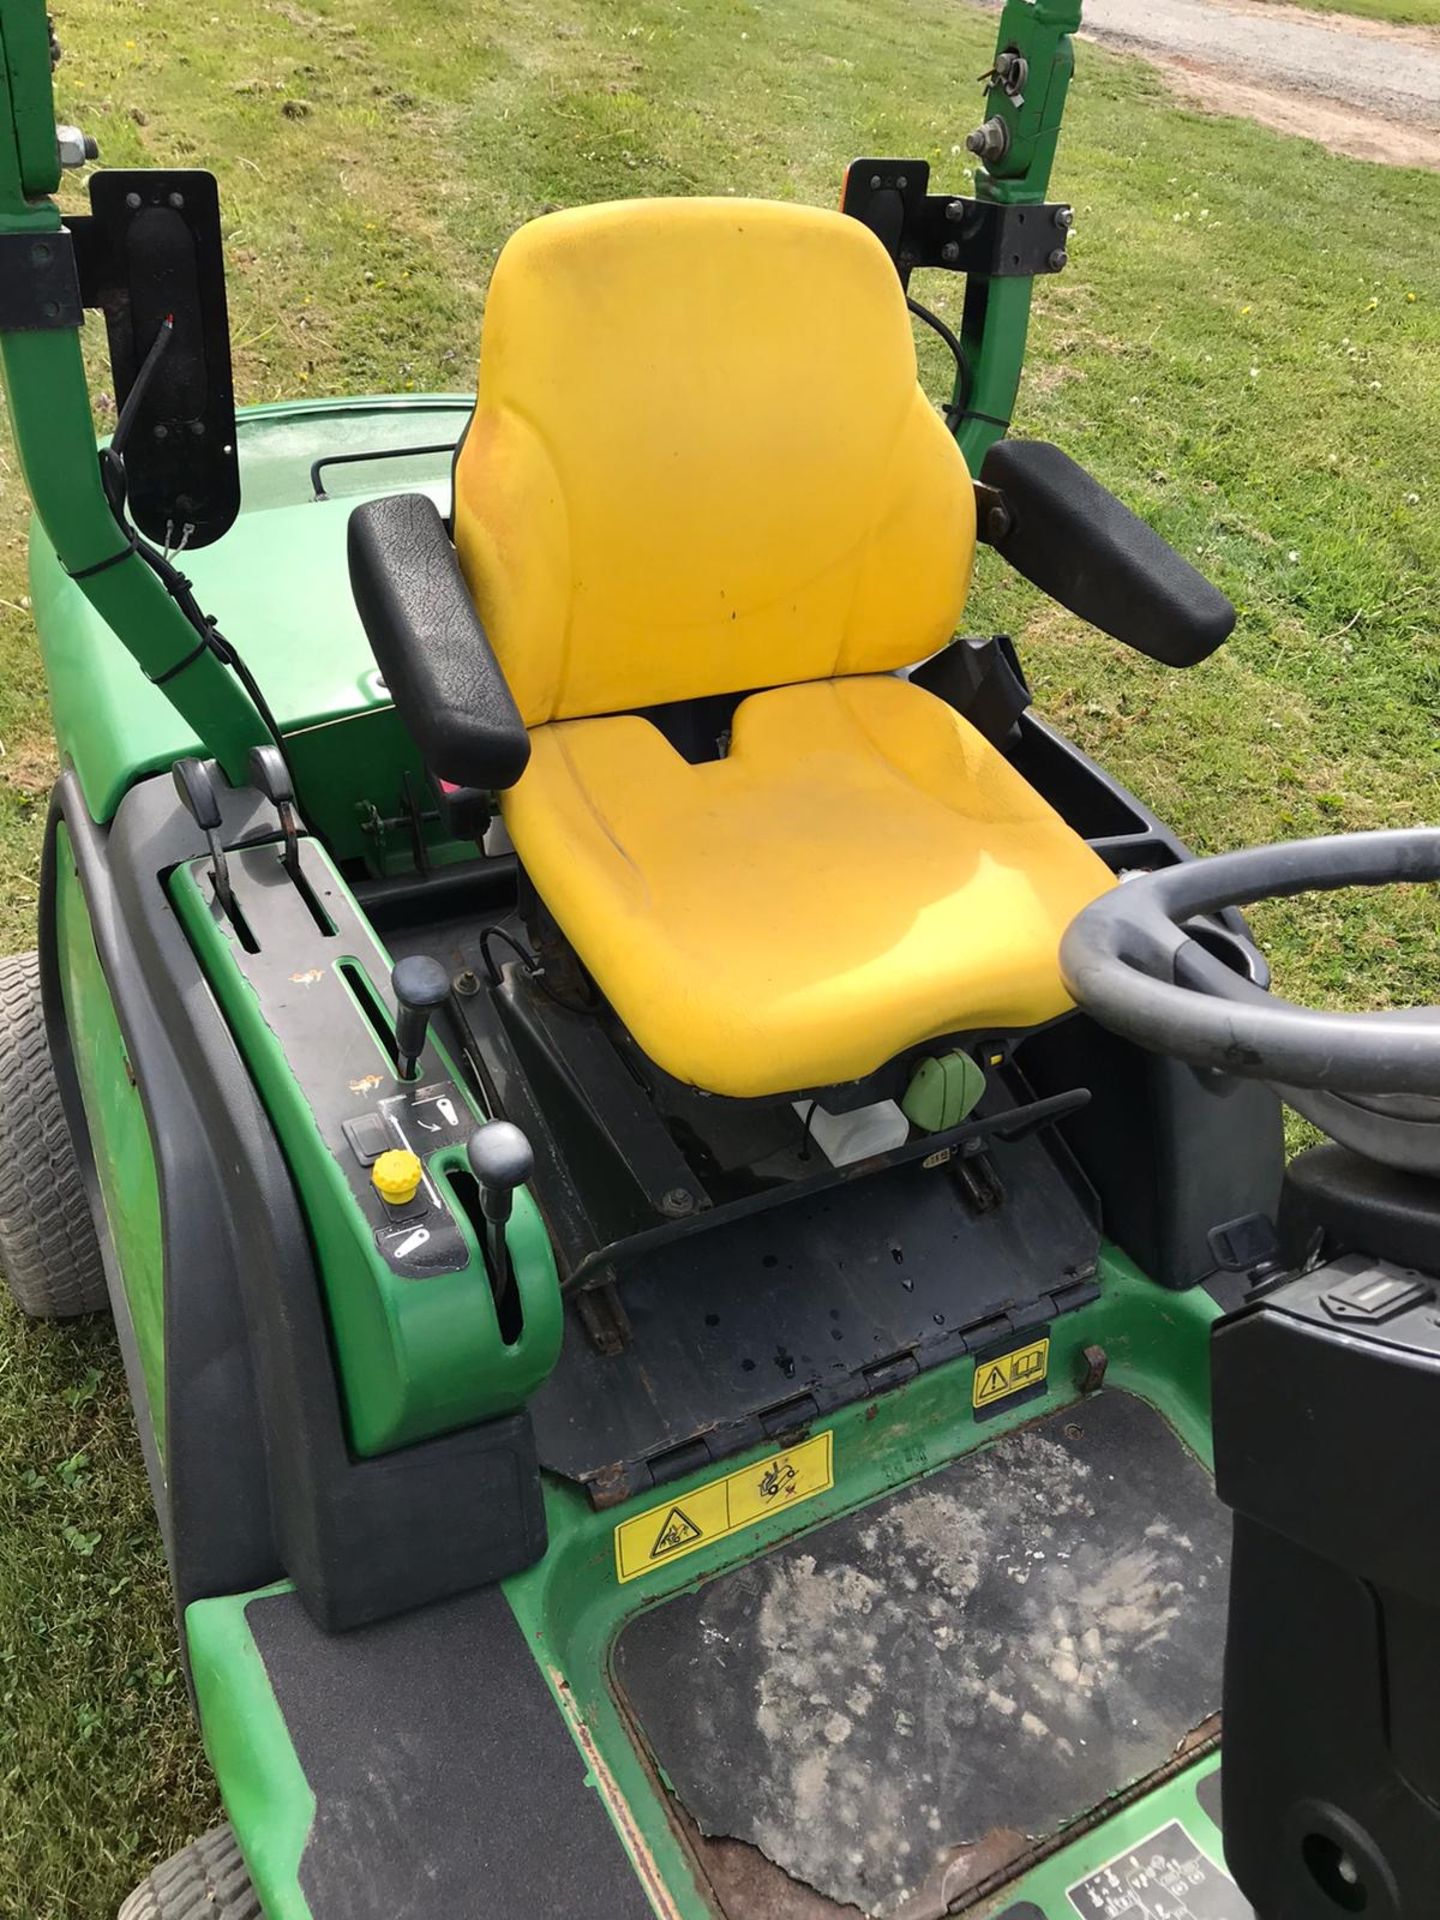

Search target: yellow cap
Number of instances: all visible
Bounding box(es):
[372,1148,424,1207]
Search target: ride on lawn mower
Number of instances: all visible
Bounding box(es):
[4,0,1439,1914]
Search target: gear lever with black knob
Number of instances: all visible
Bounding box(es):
[466,1120,534,1300]
[391,955,451,1079]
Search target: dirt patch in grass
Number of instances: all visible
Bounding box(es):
[1160,56,1440,168]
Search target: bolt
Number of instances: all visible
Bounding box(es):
[896,174,908,189]
[29,240,52,267]
[168,190,186,209]
[660,1187,697,1218]
[945,198,968,223]
[453,968,481,997]
[1055,205,1074,230]
[1048,247,1068,271]
[985,504,1012,543]
[189,419,206,437]
[869,174,882,190]
[125,191,142,210]
[941,241,961,265]
[965,116,1011,165]
[55,123,95,169]
[153,423,169,441]
[41,301,59,321]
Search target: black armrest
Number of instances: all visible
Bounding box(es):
[978,439,1235,668]
[347,493,530,791]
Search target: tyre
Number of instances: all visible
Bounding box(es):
[0,949,108,1317]
[118,1826,262,1920]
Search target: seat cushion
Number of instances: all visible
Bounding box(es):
[452,198,974,727]
[501,676,1114,1099]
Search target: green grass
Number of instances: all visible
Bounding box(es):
[1256,0,1440,23]
[0,0,1437,1912]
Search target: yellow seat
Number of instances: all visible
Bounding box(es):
[505,676,1115,1097]
[452,196,1113,1098]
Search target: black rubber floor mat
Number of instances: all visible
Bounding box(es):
[614,1391,1228,1918]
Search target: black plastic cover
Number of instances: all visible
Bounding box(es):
[79,171,240,549]
[979,439,1235,667]
[348,492,530,792]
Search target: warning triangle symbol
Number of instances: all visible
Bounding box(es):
[649,1506,703,1560]
[979,1364,1008,1398]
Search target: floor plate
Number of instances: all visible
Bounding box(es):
[615,1392,1228,1917]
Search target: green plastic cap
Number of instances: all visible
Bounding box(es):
[901,1051,987,1134]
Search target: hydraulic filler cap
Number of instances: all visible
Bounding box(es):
[371,1147,424,1208]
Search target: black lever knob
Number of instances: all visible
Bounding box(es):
[172,755,236,922]
[466,1121,534,1226]
[247,744,300,875]
[391,954,450,1079]
[466,1121,534,1301]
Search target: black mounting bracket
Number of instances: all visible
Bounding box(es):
[0,228,84,329]
[69,168,240,549]
[843,158,1072,290]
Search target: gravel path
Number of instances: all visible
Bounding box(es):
[1077,0,1440,126]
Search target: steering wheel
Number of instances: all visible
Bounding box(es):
[1060,830,1440,1174]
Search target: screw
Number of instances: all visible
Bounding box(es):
[125,191,142,210]
[189,419,206,437]
[168,190,186,209]
[869,174,882,190]
[985,503,1012,543]
[941,241,961,265]
[30,240,52,267]
[41,301,59,320]
[153,423,168,441]
[896,174,908,189]
[660,1187,697,1218]
[1055,205,1074,230]
[453,969,481,997]
[1048,247,1068,271]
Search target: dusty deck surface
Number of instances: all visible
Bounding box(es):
[616,1392,1229,1919]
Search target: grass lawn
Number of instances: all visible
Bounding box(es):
[0,0,1436,1913]
[1259,0,1440,23]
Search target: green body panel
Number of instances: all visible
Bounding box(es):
[30,397,470,847]
[192,1252,1223,1918]
[187,1585,317,1920]
[168,844,563,1456]
[52,821,168,1455]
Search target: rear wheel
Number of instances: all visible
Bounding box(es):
[0,950,108,1317]
[118,1826,261,1920]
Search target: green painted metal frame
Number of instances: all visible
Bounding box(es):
[0,0,270,785]
[954,0,1085,473]
[188,1254,1223,1920]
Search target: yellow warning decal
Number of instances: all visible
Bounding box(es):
[614,1432,834,1584]
[972,1336,1050,1411]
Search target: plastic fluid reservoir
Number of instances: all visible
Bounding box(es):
[793,1098,910,1168]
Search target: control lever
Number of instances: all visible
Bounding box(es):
[466,1120,534,1302]
[247,743,300,877]
[172,756,236,923]
[391,954,450,1080]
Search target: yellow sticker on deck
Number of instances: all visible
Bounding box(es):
[614,1432,834,1583]
[972,1336,1050,1411]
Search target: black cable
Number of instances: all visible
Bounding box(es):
[111,314,174,460]
[479,925,540,987]
[906,295,972,432]
[797,1099,819,1164]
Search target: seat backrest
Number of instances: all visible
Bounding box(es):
[453,198,975,728]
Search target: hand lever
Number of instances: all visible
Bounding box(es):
[466,1120,534,1302]
[172,756,236,923]
[247,743,300,878]
[391,955,450,1080]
